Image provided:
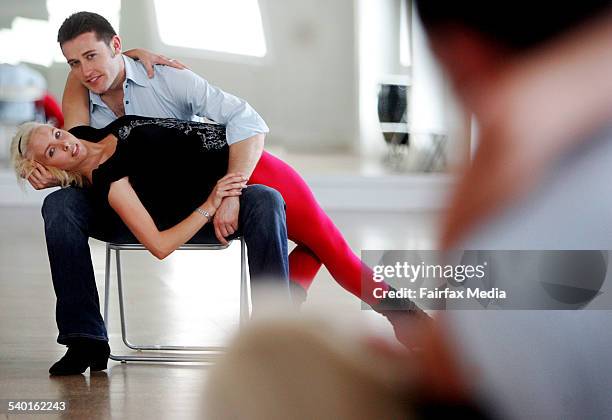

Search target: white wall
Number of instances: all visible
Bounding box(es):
[409,8,447,134]
[358,0,407,158]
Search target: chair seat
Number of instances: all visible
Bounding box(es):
[106,241,232,251]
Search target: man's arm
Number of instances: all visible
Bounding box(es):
[227,133,265,178]
[213,133,265,244]
[62,71,90,130]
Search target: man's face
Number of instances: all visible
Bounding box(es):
[61,31,122,94]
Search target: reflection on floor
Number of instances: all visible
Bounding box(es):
[0,206,438,419]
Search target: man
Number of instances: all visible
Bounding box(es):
[205,2,612,419]
[33,11,290,376]
[417,4,612,417]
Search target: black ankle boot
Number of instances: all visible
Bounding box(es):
[49,338,110,376]
[372,287,431,347]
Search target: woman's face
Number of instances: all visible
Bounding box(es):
[26,126,87,171]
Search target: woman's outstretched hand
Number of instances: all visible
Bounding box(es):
[204,173,247,213]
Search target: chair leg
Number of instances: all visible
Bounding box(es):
[104,245,130,363]
[239,238,250,326]
[103,244,111,331]
[115,249,135,351]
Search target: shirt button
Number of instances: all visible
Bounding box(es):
[126,101,129,104]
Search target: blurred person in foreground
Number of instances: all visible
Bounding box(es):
[204,2,612,419]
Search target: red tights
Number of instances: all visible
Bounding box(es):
[249,151,388,306]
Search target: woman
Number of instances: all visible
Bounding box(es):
[11,115,428,342]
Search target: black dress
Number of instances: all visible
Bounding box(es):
[70,115,229,230]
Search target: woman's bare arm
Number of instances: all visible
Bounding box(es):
[107,174,246,259]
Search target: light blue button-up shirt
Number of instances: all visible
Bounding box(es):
[89,55,268,145]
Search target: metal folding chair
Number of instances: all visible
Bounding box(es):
[102,239,249,363]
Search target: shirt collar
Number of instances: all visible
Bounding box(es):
[123,54,149,87]
[89,90,106,111]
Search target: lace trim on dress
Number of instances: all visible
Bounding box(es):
[116,118,227,150]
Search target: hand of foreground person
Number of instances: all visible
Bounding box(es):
[366,317,471,403]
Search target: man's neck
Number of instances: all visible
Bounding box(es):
[100,56,127,117]
[104,55,126,96]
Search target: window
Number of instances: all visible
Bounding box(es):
[0,0,121,67]
[153,0,267,57]
[0,17,54,66]
[399,0,412,67]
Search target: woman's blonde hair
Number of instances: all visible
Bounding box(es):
[10,122,86,187]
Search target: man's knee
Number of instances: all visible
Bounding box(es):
[245,184,285,209]
[42,188,90,229]
[242,185,285,218]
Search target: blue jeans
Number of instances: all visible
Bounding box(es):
[42,185,290,345]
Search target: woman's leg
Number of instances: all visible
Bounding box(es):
[250,152,388,306]
[289,245,322,292]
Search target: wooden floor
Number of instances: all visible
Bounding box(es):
[0,206,437,419]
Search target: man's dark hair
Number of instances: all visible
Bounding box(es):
[414,1,611,51]
[57,11,117,46]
